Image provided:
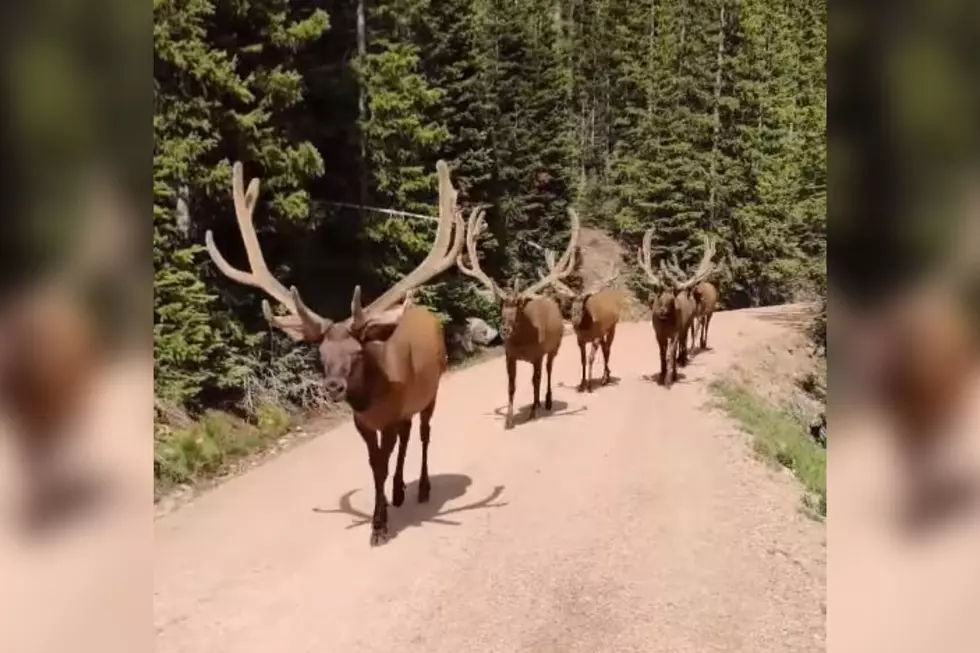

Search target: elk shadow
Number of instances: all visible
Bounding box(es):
[313,473,507,544]
[13,470,113,540]
[558,376,621,393]
[751,306,818,332]
[896,472,980,538]
[641,371,689,386]
[489,400,587,427]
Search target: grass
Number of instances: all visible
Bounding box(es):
[152,342,502,504]
[710,378,826,519]
[154,403,293,502]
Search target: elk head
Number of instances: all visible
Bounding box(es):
[457,207,580,340]
[537,251,618,329]
[204,160,464,409]
[636,228,717,320]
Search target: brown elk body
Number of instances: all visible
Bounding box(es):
[662,254,718,359]
[636,230,717,387]
[0,288,98,528]
[458,207,580,428]
[0,175,131,530]
[860,288,979,524]
[205,160,464,545]
[545,262,624,391]
[691,281,719,350]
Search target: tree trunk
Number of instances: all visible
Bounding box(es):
[357,0,368,222]
[708,5,726,225]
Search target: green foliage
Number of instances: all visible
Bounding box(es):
[153,0,826,429]
[154,0,329,407]
[154,404,293,496]
[710,378,826,519]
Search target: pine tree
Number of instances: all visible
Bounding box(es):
[153,0,329,407]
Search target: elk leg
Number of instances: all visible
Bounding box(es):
[658,337,668,386]
[418,400,435,503]
[545,353,555,410]
[586,341,599,393]
[678,326,690,367]
[529,359,542,420]
[391,419,411,507]
[669,337,680,385]
[702,313,713,349]
[577,341,588,392]
[601,326,615,384]
[358,422,398,545]
[505,355,517,430]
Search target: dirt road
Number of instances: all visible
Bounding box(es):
[154,305,826,653]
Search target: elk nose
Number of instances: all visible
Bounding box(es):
[324,379,346,399]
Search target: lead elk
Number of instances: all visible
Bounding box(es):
[205,160,464,546]
[457,208,580,428]
[540,253,623,392]
[636,228,717,387]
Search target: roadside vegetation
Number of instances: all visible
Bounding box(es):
[710,377,826,519]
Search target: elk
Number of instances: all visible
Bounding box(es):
[0,171,130,531]
[457,207,580,428]
[205,160,464,546]
[540,254,623,392]
[636,229,717,387]
[691,280,720,350]
[664,248,722,352]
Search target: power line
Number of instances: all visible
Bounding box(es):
[321,201,440,222]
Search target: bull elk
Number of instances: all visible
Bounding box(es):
[541,255,623,392]
[636,229,717,387]
[457,207,580,428]
[205,160,464,545]
[0,172,132,531]
[664,249,722,352]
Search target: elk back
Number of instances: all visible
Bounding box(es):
[575,289,623,342]
[507,296,564,362]
[355,305,446,431]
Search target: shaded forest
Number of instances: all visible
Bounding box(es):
[154,0,826,416]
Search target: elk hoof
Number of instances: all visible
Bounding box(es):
[370,525,390,547]
[576,382,587,393]
[504,416,514,430]
[392,481,406,507]
[418,480,431,504]
[545,394,553,410]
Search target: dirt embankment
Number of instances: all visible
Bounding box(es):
[573,227,648,320]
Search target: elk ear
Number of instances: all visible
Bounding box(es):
[362,340,410,386]
[262,300,328,342]
[358,320,400,342]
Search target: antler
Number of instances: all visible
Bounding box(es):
[637,227,665,287]
[521,208,581,297]
[351,160,466,326]
[205,161,330,341]
[661,256,685,286]
[457,204,506,299]
[538,247,618,298]
[675,234,718,291]
[537,247,577,297]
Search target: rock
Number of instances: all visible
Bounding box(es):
[466,317,499,346]
[809,413,827,448]
[446,324,475,355]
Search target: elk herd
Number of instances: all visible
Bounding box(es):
[205,159,724,545]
